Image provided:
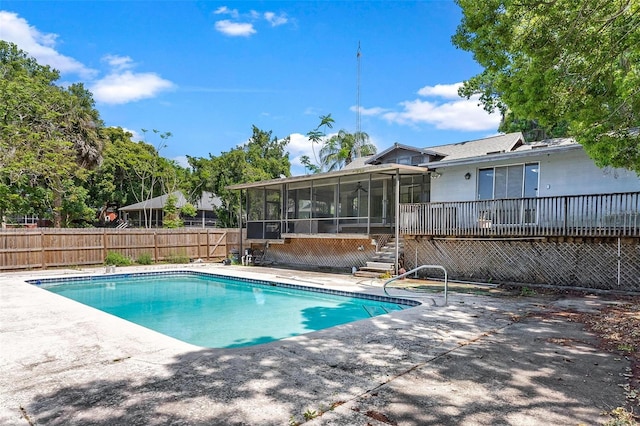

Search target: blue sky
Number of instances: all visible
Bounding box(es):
[0,1,501,175]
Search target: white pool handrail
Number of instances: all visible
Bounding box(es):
[383,265,448,306]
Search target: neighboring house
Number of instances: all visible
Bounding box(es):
[119,191,221,228]
[227,132,640,289]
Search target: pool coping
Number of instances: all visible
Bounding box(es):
[28,269,422,309]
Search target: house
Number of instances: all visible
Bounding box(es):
[403,134,640,234]
[119,191,221,228]
[227,133,640,289]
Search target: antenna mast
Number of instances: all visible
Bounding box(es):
[356,41,362,157]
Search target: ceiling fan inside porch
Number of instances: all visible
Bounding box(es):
[353,182,368,194]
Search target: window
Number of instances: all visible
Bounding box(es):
[477,163,539,200]
[411,155,424,166]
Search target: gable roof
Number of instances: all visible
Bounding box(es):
[343,133,526,171]
[428,136,581,169]
[119,191,221,212]
[423,132,525,164]
[343,155,374,170]
[365,143,445,165]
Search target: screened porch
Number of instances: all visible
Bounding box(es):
[228,165,429,241]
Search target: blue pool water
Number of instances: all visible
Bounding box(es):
[32,272,417,348]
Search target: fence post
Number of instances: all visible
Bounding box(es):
[102,229,107,263]
[152,231,157,262]
[206,229,211,261]
[40,229,45,269]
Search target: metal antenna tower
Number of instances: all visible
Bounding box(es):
[356,41,362,157]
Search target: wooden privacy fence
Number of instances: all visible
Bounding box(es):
[0,228,239,271]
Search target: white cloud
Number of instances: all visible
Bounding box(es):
[264,12,288,27]
[214,6,239,18]
[102,54,134,71]
[287,132,313,158]
[214,20,256,37]
[90,70,174,105]
[213,6,289,36]
[417,83,463,99]
[365,82,500,132]
[1,12,174,105]
[286,132,320,174]
[382,96,500,131]
[0,11,96,79]
[350,105,389,116]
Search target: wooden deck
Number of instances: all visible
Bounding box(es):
[400,192,640,238]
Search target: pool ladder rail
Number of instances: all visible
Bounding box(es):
[383,265,448,306]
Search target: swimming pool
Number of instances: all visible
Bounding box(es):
[30,271,419,348]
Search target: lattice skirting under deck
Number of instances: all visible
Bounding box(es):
[404,237,640,291]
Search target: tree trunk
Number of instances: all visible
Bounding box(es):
[53,191,63,228]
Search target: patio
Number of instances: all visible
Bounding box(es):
[0,264,629,425]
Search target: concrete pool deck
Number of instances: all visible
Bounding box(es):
[0,263,630,425]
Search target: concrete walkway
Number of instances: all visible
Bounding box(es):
[0,264,629,425]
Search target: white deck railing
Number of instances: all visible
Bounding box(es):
[399,192,640,237]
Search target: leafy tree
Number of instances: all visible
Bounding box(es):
[60,184,95,227]
[0,41,105,227]
[305,114,334,173]
[498,112,570,143]
[132,129,177,227]
[188,126,291,227]
[319,130,376,171]
[453,0,640,172]
[88,127,190,227]
[180,202,197,218]
[87,127,136,211]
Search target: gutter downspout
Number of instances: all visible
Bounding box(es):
[395,169,400,274]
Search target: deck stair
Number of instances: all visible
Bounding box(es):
[371,237,404,264]
[354,237,404,278]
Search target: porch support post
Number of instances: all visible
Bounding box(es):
[367,173,371,234]
[238,189,243,258]
[395,169,400,274]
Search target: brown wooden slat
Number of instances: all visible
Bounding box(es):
[0,228,236,270]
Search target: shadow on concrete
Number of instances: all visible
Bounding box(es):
[22,297,627,425]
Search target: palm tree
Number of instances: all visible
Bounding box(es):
[64,83,105,170]
[319,130,376,172]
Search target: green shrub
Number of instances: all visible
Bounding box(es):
[105,251,132,266]
[136,252,153,265]
[163,194,183,228]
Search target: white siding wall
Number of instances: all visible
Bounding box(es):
[431,147,640,203]
[430,170,477,202]
[539,149,640,196]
